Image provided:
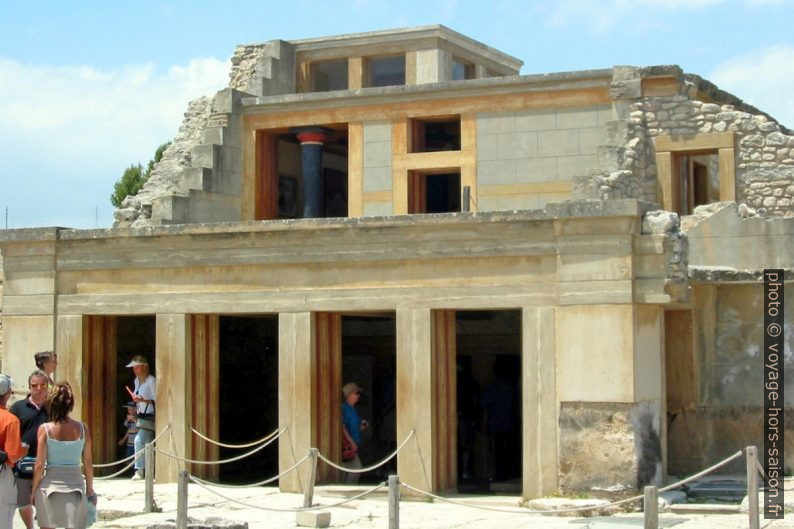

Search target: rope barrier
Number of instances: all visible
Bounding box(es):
[188,474,386,512]
[95,458,137,480]
[191,427,281,449]
[93,425,172,468]
[155,428,282,465]
[316,430,415,474]
[657,449,744,494]
[400,449,746,515]
[190,453,311,488]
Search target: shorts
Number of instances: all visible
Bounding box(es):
[16,477,32,508]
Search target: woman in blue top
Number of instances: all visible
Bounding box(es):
[341,382,368,485]
[30,382,96,529]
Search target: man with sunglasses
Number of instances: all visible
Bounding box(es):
[10,370,49,529]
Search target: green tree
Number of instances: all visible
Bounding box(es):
[110,142,171,208]
[110,163,145,208]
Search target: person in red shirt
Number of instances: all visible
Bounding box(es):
[0,373,29,528]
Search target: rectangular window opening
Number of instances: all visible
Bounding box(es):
[366,55,406,88]
[452,58,474,81]
[410,116,461,153]
[408,171,461,214]
[311,59,349,92]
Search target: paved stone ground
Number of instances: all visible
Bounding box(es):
[10,478,793,529]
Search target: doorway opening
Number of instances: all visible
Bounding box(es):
[341,313,397,484]
[455,310,522,494]
[218,315,279,483]
[674,152,719,215]
[113,316,156,471]
[664,309,697,476]
[408,171,461,214]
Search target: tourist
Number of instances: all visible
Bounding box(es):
[126,355,156,480]
[10,371,50,529]
[341,382,368,485]
[117,403,138,463]
[34,352,58,385]
[0,374,29,528]
[30,381,95,529]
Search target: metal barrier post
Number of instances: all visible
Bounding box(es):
[302,448,319,508]
[746,446,759,529]
[462,186,471,212]
[177,470,188,529]
[389,475,399,529]
[643,486,658,529]
[144,443,154,513]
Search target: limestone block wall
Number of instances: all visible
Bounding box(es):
[362,121,393,216]
[476,105,612,211]
[684,202,794,270]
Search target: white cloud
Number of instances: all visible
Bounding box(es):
[709,45,794,130]
[0,57,228,228]
[0,57,228,168]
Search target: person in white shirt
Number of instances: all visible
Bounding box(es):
[126,356,156,481]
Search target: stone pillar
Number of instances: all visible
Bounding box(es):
[292,128,331,218]
[2,316,54,387]
[396,308,435,492]
[56,315,83,419]
[414,49,451,84]
[278,312,315,493]
[522,306,558,499]
[155,314,191,484]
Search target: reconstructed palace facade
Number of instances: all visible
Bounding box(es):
[0,26,791,497]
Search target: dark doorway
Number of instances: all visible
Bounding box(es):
[115,316,156,467]
[455,310,522,494]
[341,313,397,483]
[408,172,461,214]
[218,316,279,483]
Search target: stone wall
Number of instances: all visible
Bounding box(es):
[476,104,612,210]
[558,401,662,490]
[228,43,270,91]
[597,67,794,217]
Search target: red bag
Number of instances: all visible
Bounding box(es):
[342,437,357,460]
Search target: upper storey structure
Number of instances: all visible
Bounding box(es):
[114,25,793,228]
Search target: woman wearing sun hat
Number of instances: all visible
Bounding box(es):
[125,356,155,481]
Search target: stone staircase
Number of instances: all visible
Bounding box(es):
[128,40,297,226]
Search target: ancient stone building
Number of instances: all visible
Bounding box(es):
[0,26,791,498]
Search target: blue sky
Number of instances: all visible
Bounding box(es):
[1,0,793,228]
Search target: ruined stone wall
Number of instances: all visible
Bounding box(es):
[114,97,213,226]
[228,43,271,91]
[602,70,794,217]
[114,38,296,227]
